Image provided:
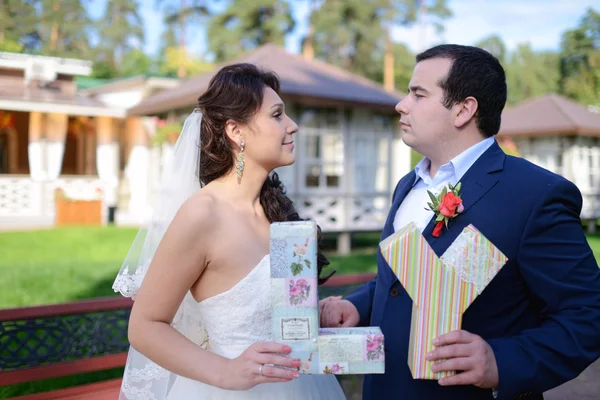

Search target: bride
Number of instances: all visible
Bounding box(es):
[112,63,346,399]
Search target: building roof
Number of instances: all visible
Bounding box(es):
[127,44,403,116]
[499,93,600,137]
[75,76,110,90]
[0,83,125,117]
[0,51,91,77]
[81,75,180,95]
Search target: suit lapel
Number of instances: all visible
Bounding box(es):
[421,141,506,248]
[381,171,416,239]
[377,171,416,287]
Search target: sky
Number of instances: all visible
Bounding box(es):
[87,0,598,58]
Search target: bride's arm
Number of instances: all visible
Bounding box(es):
[127,195,299,390]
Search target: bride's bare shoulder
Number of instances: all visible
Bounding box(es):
[172,190,222,232]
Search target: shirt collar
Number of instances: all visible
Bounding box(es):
[413,136,495,185]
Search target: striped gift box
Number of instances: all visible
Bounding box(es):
[379,222,507,380]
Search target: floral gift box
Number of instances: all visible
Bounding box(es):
[270,221,385,375]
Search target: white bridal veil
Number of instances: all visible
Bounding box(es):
[112,109,209,399]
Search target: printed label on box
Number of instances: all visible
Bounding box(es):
[281,317,311,340]
[319,334,363,363]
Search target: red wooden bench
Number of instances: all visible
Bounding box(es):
[0,273,375,399]
[0,296,133,399]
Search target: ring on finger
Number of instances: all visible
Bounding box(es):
[258,364,264,376]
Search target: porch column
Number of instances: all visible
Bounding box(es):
[337,232,351,255]
[73,117,85,174]
[46,113,68,180]
[123,117,150,222]
[28,111,46,180]
[81,117,96,175]
[96,116,120,207]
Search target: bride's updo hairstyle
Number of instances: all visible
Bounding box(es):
[197,62,335,284]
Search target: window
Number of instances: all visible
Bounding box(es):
[353,115,392,193]
[299,108,344,190]
[587,138,600,190]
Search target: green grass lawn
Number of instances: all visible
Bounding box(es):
[2,226,600,309]
[0,226,139,308]
[0,227,380,308]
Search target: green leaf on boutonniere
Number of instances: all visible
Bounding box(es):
[427,190,438,207]
[455,182,462,193]
[436,213,445,222]
[427,202,435,211]
[441,186,448,196]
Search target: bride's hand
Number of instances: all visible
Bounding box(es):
[221,342,301,390]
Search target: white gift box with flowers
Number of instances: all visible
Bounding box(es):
[270,221,385,375]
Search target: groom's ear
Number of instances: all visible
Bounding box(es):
[453,96,478,129]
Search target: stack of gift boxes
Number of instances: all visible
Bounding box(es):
[270,221,385,375]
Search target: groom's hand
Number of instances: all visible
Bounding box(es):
[427,330,499,389]
[319,297,359,328]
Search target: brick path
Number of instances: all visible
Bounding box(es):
[544,359,600,400]
[338,359,600,399]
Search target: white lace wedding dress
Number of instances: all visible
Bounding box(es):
[165,254,347,399]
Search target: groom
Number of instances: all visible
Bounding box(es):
[320,44,600,400]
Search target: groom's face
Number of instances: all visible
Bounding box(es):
[396,58,455,157]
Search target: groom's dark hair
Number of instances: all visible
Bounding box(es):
[416,44,507,138]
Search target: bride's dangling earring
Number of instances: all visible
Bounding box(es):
[236,138,245,180]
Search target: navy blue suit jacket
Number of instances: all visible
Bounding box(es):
[347,141,600,400]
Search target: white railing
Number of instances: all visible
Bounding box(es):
[291,193,390,233]
[0,175,43,218]
[581,192,600,220]
[0,175,106,228]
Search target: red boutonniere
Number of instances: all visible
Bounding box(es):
[426,182,464,238]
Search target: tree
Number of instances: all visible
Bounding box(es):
[559,7,600,107]
[382,0,452,89]
[156,0,210,77]
[505,43,559,105]
[384,0,452,37]
[0,0,37,53]
[96,0,144,72]
[370,41,415,92]
[91,60,119,79]
[37,0,92,57]
[207,0,295,62]
[309,0,451,84]
[154,24,178,76]
[120,49,154,77]
[392,42,415,92]
[309,0,387,81]
[475,34,507,64]
[0,38,22,52]
[157,47,214,78]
